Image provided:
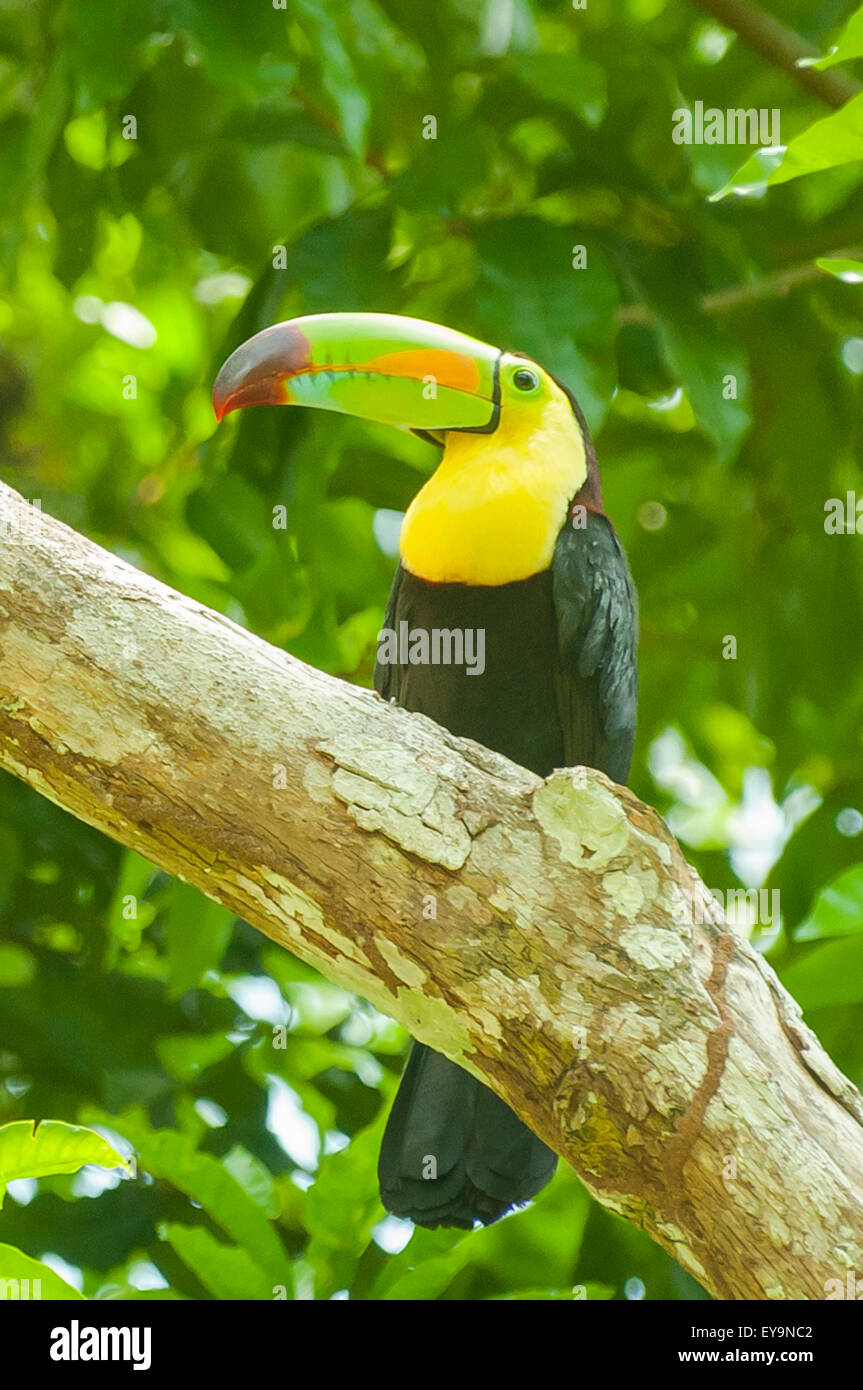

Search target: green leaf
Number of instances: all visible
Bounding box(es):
[626,256,750,463]
[158,1224,275,1300]
[0,1243,84,1300]
[271,1034,383,1084]
[160,881,233,999]
[366,1224,466,1300]
[713,92,863,198]
[186,473,276,573]
[305,1116,387,1298]
[475,220,619,433]
[795,864,863,940]
[377,1229,474,1300]
[81,1110,290,1283]
[103,849,157,954]
[282,208,397,313]
[781,935,863,1009]
[651,310,749,463]
[816,257,863,283]
[64,111,108,172]
[222,1145,279,1216]
[0,943,36,986]
[514,53,607,128]
[804,6,863,70]
[64,0,158,105]
[294,0,370,158]
[229,107,346,156]
[0,1120,130,1208]
[155,1032,235,1082]
[20,52,70,193]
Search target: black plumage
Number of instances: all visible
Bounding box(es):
[376,490,638,1228]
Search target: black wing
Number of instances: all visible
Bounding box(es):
[373,563,404,703]
[552,512,638,785]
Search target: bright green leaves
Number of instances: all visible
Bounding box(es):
[781,936,863,1010]
[63,111,133,172]
[157,1224,275,1301]
[804,4,863,71]
[717,92,863,198]
[101,852,233,989]
[817,256,863,282]
[0,1243,85,1300]
[709,145,787,202]
[370,1227,479,1300]
[83,1110,292,1298]
[779,866,863,1010]
[711,0,863,201]
[0,943,36,987]
[712,0,863,208]
[796,864,863,941]
[0,1120,130,1209]
[304,1115,387,1299]
[156,1032,236,1083]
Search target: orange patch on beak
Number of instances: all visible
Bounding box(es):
[276,348,486,396]
[350,348,484,394]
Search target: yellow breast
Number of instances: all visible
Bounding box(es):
[399,379,588,586]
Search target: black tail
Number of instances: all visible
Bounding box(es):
[378,1043,557,1229]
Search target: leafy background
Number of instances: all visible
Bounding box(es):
[1,0,863,1301]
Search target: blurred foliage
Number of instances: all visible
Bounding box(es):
[1,0,863,1301]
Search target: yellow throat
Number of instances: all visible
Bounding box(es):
[399,374,588,586]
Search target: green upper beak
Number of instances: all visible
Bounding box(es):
[212,312,501,432]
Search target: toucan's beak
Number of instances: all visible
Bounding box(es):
[212,312,501,431]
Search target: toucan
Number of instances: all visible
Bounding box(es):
[213,312,638,1229]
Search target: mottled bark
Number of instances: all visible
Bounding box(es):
[0,480,861,1300]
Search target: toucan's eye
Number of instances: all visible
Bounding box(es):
[513,368,539,392]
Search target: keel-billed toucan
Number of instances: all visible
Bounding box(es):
[213,312,638,1229]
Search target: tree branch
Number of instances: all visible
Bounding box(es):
[617,246,863,327]
[1,479,862,1300]
[689,0,861,109]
